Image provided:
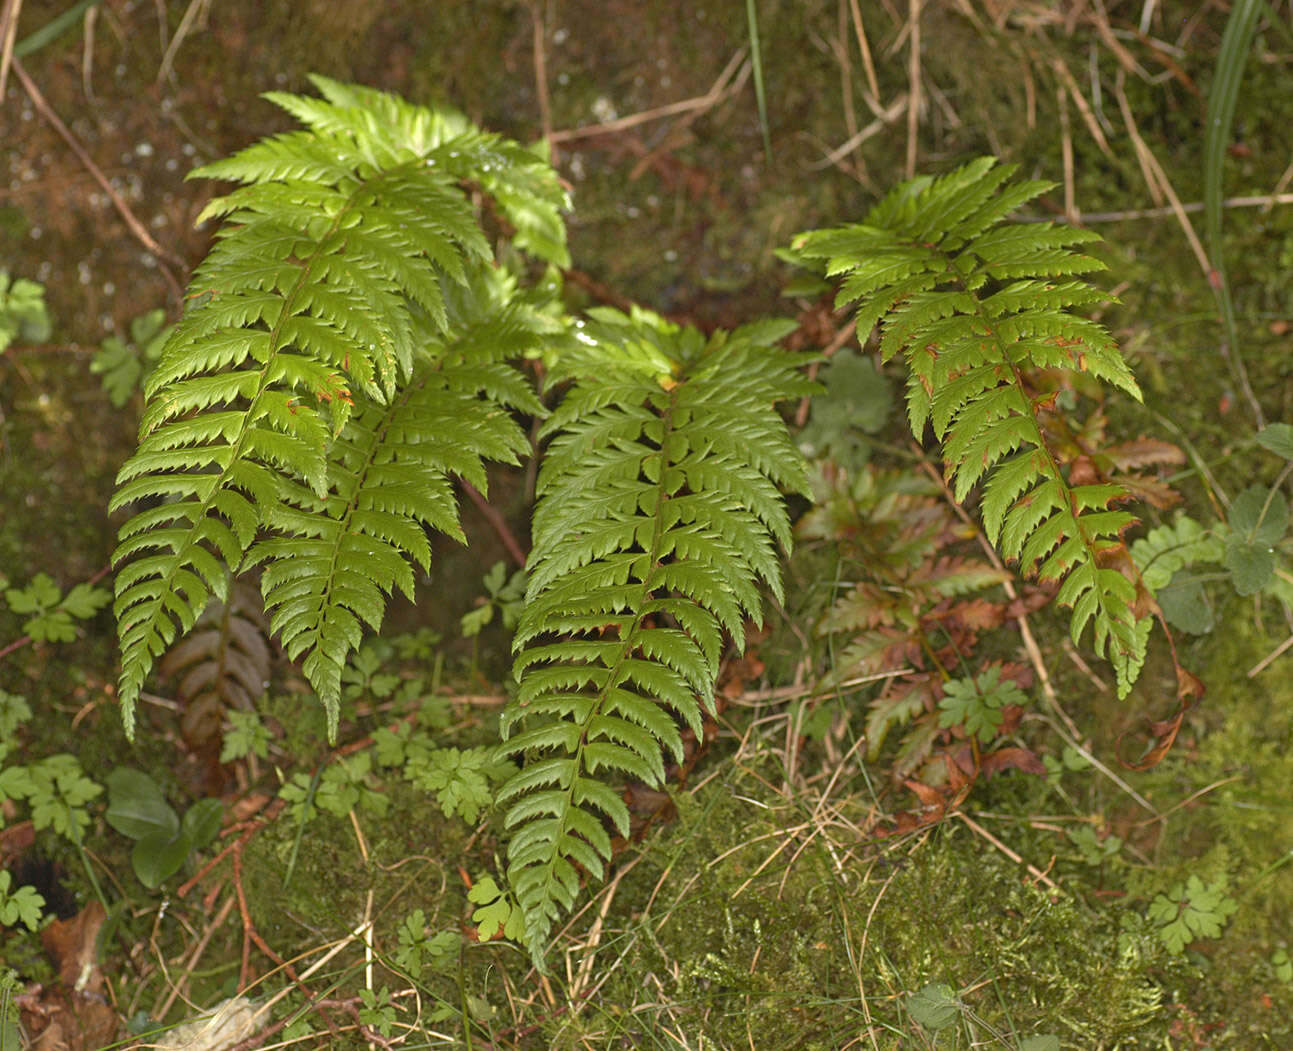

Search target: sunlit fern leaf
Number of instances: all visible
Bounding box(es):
[794,157,1149,696]
[110,77,568,738]
[498,307,816,967]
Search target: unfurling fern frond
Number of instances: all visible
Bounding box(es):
[110,75,568,737]
[795,157,1150,695]
[498,308,816,965]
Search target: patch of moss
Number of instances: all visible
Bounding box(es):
[564,752,1182,1049]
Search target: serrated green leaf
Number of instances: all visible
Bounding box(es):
[1256,422,1293,461]
[907,982,960,1030]
[1225,538,1275,595]
[0,871,46,931]
[1229,485,1288,546]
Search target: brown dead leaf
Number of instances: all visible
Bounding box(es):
[20,902,118,1051]
[1105,437,1186,472]
[41,902,105,992]
[903,778,949,818]
[980,747,1047,777]
[1118,665,1204,771]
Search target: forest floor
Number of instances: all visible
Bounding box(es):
[2,1,1292,1048]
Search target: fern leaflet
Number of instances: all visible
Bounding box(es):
[498,308,815,965]
[795,157,1149,695]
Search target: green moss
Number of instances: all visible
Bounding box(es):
[565,752,1182,1049]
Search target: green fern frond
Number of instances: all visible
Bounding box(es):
[246,344,535,734]
[795,158,1149,694]
[110,78,568,737]
[498,308,815,966]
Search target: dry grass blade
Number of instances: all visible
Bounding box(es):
[549,46,749,145]
[0,0,20,98]
[955,812,1061,892]
[156,0,214,85]
[531,0,554,161]
[1065,191,1293,224]
[1113,70,1209,274]
[810,93,907,171]
[904,0,922,178]
[846,0,882,102]
[1050,54,1112,157]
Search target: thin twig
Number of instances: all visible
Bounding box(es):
[1114,68,1265,425]
[1113,69,1209,272]
[157,0,211,86]
[809,92,907,171]
[904,0,922,179]
[1039,192,1293,225]
[1249,630,1293,678]
[12,56,185,301]
[1058,84,1077,222]
[846,0,881,102]
[460,480,526,568]
[0,0,21,99]
[955,811,1062,892]
[548,47,748,145]
[530,0,554,162]
[152,892,237,1022]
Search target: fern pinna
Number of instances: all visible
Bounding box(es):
[498,308,815,964]
[795,157,1152,696]
[109,76,568,738]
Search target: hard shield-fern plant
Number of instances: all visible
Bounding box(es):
[110,75,568,740]
[109,77,1167,969]
[497,307,816,959]
[794,157,1156,698]
[108,77,816,968]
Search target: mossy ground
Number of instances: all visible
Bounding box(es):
[2,1,1292,1047]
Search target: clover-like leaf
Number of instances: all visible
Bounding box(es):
[1148,874,1238,954]
[937,667,1028,743]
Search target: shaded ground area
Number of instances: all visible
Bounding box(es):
[2,1,1293,1048]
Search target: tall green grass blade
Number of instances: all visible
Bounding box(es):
[15,0,102,57]
[746,0,773,165]
[1203,0,1263,424]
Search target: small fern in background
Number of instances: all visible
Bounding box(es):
[794,157,1152,696]
[158,578,271,748]
[498,307,816,962]
[109,75,569,739]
